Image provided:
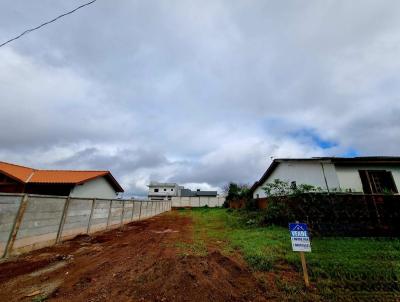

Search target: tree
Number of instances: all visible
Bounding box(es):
[223,182,251,208]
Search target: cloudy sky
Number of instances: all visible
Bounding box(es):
[0,1,399,197]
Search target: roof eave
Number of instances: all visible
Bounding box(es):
[0,169,26,183]
[250,160,280,194]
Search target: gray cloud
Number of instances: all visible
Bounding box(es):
[0,0,399,196]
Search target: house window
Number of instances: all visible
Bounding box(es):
[164,188,167,191]
[171,189,173,191]
[290,181,297,190]
[154,188,159,192]
[359,170,398,194]
[256,194,259,199]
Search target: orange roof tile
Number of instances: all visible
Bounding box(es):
[29,170,107,184]
[0,161,123,192]
[0,161,34,182]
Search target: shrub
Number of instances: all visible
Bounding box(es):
[244,198,258,211]
[263,197,295,226]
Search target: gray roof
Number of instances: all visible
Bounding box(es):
[194,191,218,197]
[180,188,218,197]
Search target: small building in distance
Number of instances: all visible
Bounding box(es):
[250,157,400,199]
[0,161,124,199]
[148,181,217,201]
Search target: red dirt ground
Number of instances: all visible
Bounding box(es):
[0,212,271,302]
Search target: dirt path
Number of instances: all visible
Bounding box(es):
[0,212,269,302]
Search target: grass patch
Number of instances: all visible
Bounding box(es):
[32,295,47,302]
[184,207,400,301]
[174,241,207,257]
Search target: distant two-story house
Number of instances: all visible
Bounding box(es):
[250,157,400,198]
[148,181,217,201]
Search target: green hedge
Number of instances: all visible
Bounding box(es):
[262,194,400,236]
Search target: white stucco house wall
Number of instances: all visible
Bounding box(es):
[69,176,122,199]
[251,157,400,198]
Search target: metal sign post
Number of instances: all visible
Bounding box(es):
[289,222,311,287]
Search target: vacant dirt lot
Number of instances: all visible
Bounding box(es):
[0,212,269,302]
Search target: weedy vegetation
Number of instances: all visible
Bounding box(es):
[184,208,400,301]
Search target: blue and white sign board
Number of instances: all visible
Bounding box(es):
[289,223,311,252]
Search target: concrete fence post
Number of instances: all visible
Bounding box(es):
[87,198,96,234]
[3,194,29,257]
[106,200,113,229]
[139,201,142,220]
[56,196,71,244]
[130,200,135,221]
[120,200,125,227]
[149,201,151,217]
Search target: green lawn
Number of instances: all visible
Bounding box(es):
[180,208,400,301]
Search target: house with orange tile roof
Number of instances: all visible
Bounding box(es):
[0,161,124,199]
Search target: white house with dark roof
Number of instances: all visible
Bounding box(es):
[250,157,400,198]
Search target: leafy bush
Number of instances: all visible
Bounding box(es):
[263,197,295,225]
[244,198,258,211]
[263,178,321,197]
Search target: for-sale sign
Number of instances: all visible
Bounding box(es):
[289,223,311,252]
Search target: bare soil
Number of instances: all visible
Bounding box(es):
[0,212,271,302]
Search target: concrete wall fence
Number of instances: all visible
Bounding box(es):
[171,196,225,208]
[0,193,171,258]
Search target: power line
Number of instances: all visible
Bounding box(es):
[0,0,97,48]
